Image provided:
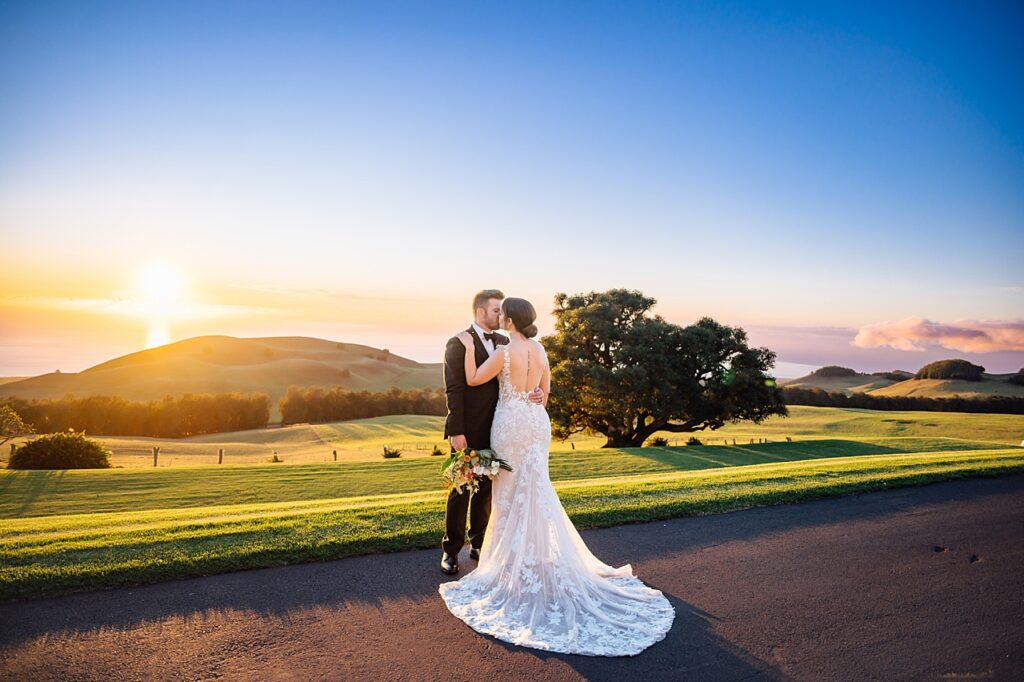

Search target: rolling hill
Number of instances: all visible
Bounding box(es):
[782,369,1024,398]
[0,335,443,421]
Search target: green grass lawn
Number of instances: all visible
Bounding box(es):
[3,405,1021,468]
[1,406,1023,602]
[0,436,1003,518]
[2,446,1022,602]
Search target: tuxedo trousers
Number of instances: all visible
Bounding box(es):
[441,468,492,556]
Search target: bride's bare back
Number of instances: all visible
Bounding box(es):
[504,338,549,395]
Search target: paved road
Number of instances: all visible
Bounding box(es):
[2,474,1023,681]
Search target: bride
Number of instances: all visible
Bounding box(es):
[438,297,675,656]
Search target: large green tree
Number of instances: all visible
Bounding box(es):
[541,289,787,447]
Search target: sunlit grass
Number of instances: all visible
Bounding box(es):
[2,447,1022,601]
[0,435,1001,518]
[3,406,1020,468]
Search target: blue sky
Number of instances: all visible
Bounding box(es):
[1,0,1022,375]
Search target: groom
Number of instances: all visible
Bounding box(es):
[440,289,545,574]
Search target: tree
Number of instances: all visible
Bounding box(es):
[0,404,32,447]
[915,359,985,381]
[542,289,787,447]
[811,365,859,377]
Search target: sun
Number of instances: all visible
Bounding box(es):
[132,262,189,348]
[134,262,186,308]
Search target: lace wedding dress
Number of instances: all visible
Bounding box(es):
[438,341,675,656]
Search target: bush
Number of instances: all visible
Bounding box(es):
[686,436,703,446]
[431,444,446,456]
[915,359,985,381]
[645,436,670,447]
[811,366,859,378]
[8,429,111,470]
[382,445,402,459]
[1008,370,1024,387]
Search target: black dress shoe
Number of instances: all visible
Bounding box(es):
[440,552,458,575]
[469,547,480,561]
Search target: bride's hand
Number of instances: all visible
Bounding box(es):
[528,387,545,404]
[456,331,474,349]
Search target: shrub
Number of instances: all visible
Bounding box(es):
[645,436,670,447]
[811,366,859,378]
[915,359,985,381]
[8,429,111,470]
[431,444,446,456]
[382,445,402,459]
[686,436,703,446]
[1008,370,1024,387]
[267,454,283,463]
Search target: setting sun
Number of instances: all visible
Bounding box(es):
[132,262,188,348]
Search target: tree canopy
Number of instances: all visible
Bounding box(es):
[914,359,985,381]
[541,289,787,447]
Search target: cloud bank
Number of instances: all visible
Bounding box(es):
[853,317,1024,353]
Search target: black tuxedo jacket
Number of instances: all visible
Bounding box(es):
[443,326,509,449]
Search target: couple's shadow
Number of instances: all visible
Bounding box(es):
[468,593,787,681]
[445,542,788,681]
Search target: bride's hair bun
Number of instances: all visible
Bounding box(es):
[502,297,538,338]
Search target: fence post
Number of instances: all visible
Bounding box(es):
[218,448,223,464]
[153,446,160,467]
[333,450,337,462]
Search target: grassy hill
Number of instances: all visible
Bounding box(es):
[781,372,903,393]
[868,375,1024,398]
[783,370,1024,398]
[0,335,443,421]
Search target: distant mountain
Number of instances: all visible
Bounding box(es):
[1,335,443,421]
[782,366,1024,399]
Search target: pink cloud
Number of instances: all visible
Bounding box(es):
[853,317,1024,353]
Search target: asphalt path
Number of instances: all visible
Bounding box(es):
[2,473,1023,681]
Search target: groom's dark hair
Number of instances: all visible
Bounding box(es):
[473,289,505,312]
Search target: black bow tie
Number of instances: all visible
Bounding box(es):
[483,332,496,343]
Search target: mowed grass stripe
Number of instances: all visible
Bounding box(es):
[2,445,1017,541]
[0,436,1002,518]
[3,449,1023,601]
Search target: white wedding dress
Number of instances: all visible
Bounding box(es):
[438,341,675,656]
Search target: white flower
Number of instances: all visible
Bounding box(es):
[472,465,485,475]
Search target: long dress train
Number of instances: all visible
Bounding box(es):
[438,343,675,656]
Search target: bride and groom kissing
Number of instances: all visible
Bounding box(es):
[436,289,675,657]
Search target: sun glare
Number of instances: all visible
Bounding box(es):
[134,263,185,307]
[132,262,189,349]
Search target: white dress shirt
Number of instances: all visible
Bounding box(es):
[471,322,499,356]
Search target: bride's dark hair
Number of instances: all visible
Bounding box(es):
[502,297,538,338]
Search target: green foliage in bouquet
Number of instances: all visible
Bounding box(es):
[440,447,512,493]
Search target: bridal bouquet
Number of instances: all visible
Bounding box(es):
[440,447,512,494]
